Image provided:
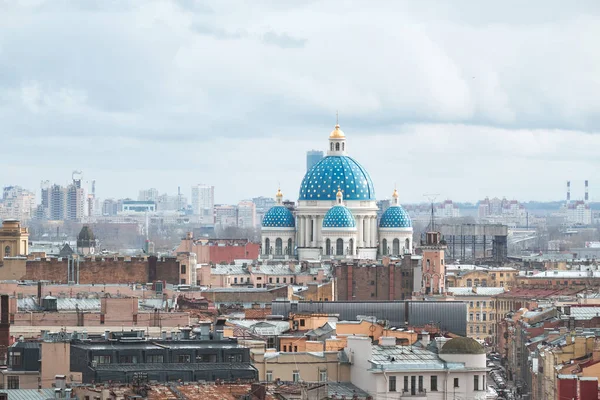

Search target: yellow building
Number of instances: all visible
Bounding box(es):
[0,219,28,262]
[251,349,350,383]
[446,264,518,289]
[447,286,505,342]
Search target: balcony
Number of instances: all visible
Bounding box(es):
[400,389,428,399]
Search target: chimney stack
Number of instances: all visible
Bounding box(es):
[567,180,571,204]
[585,180,589,203]
[0,295,9,364]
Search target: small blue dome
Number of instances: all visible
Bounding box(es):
[262,206,295,228]
[299,156,375,201]
[323,205,356,228]
[379,206,412,228]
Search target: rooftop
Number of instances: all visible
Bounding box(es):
[448,287,505,296]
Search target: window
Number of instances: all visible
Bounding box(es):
[482,301,487,308]
[476,313,480,321]
[330,142,334,151]
[469,301,474,307]
[300,319,305,327]
[181,264,186,274]
[404,376,409,392]
[276,278,280,283]
[467,279,472,287]
[9,352,21,368]
[431,376,438,391]
[336,238,344,256]
[294,346,298,352]
[426,259,430,268]
[287,238,293,255]
[283,345,287,352]
[326,239,331,255]
[283,278,286,283]
[319,370,327,382]
[418,376,423,392]
[234,277,238,284]
[476,326,480,333]
[147,355,163,363]
[405,238,410,252]
[226,354,243,362]
[269,277,273,283]
[180,278,186,285]
[177,355,191,363]
[266,371,273,381]
[470,326,473,333]
[4,246,10,258]
[264,238,270,255]
[476,301,480,307]
[469,313,473,321]
[382,239,388,255]
[275,238,283,255]
[7,376,19,389]
[335,142,340,151]
[389,376,397,392]
[474,279,480,287]
[119,355,137,363]
[483,313,487,321]
[482,279,487,287]
[393,239,400,255]
[454,378,459,388]
[293,370,300,382]
[474,375,479,391]
[93,355,111,364]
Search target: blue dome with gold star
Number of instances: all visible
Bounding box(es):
[323,205,356,228]
[379,206,412,228]
[262,206,295,228]
[299,156,375,201]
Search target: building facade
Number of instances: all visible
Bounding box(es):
[0,220,29,262]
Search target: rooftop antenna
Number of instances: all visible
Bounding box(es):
[423,193,440,231]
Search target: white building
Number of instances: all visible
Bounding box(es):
[138,188,159,202]
[0,186,35,221]
[237,200,256,228]
[345,336,488,400]
[214,204,237,228]
[191,184,214,223]
[566,200,592,225]
[261,123,413,260]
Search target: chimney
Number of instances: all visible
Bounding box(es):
[37,282,42,307]
[421,331,430,347]
[585,180,589,203]
[567,180,571,204]
[0,295,9,365]
[379,336,397,347]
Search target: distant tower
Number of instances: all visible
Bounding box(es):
[420,231,447,295]
[77,226,96,255]
[306,150,324,172]
[567,180,571,205]
[585,180,589,203]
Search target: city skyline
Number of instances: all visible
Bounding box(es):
[1,1,599,203]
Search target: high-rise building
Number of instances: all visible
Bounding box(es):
[237,201,256,229]
[306,150,323,171]
[48,184,67,221]
[191,184,214,223]
[66,183,85,221]
[138,188,159,202]
[102,199,119,216]
[0,186,35,221]
[214,204,237,228]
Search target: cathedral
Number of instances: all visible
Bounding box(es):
[261,123,413,260]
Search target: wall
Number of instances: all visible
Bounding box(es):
[0,257,27,281]
[175,238,260,264]
[40,342,82,388]
[201,286,291,304]
[335,260,415,301]
[23,256,181,285]
[1,372,39,389]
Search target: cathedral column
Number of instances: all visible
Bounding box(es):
[305,216,311,247]
[365,218,371,248]
[357,216,363,248]
[315,216,321,248]
[312,215,317,247]
[299,216,305,247]
[372,216,378,247]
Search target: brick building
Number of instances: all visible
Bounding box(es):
[334,256,421,301]
[175,234,260,264]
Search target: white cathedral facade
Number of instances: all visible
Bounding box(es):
[261,123,413,260]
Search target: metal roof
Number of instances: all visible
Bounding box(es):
[0,389,56,400]
[569,307,600,320]
[94,362,255,372]
[449,287,505,296]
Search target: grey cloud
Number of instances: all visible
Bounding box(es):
[262,31,307,49]
[192,23,247,40]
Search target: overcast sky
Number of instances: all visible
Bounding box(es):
[1,0,599,204]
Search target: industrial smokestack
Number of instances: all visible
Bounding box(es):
[567,181,571,204]
[585,180,589,203]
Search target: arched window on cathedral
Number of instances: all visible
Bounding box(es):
[393,239,400,255]
[405,238,410,253]
[342,142,345,151]
[382,239,388,255]
[349,239,354,255]
[264,238,270,255]
[325,239,331,256]
[275,238,283,255]
[4,246,10,258]
[335,143,340,151]
[336,238,344,256]
[330,143,334,151]
[287,239,293,255]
